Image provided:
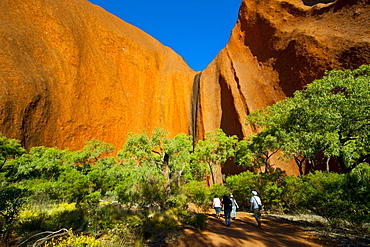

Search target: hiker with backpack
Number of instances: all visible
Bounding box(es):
[250,190,262,227]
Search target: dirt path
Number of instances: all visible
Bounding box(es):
[172,210,336,247]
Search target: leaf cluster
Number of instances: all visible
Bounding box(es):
[245,64,370,174]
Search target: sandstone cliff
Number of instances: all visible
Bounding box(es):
[0,0,196,150]
[196,0,370,174]
[198,0,370,138]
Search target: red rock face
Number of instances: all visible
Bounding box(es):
[198,0,370,138]
[0,0,196,151]
[0,0,369,174]
[196,0,370,175]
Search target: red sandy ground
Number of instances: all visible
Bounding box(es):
[171,210,337,247]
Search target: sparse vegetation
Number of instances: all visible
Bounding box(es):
[0,65,369,245]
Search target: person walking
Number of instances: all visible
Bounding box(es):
[250,190,262,227]
[212,195,221,219]
[230,194,239,220]
[221,194,232,227]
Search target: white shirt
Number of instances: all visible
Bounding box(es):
[250,196,262,209]
[213,197,221,208]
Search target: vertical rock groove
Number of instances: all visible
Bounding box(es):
[191,72,201,147]
[227,50,251,117]
[219,74,244,139]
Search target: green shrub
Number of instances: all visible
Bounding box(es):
[57,169,90,203]
[44,230,102,247]
[299,171,349,225]
[184,181,211,212]
[0,187,30,245]
[18,203,84,235]
[48,208,84,231]
[105,222,143,247]
[280,176,305,213]
[186,213,207,229]
[344,163,370,227]
[210,184,228,199]
[258,169,286,212]
[225,171,256,206]
[226,170,286,211]
[17,210,49,234]
[148,211,181,231]
[165,193,187,209]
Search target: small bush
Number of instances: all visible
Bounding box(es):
[210,184,228,199]
[184,181,211,213]
[48,208,84,231]
[17,203,84,236]
[299,171,348,224]
[184,212,207,229]
[44,231,102,247]
[17,210,49,234]
[105,222,143,247]
[149,212,180,231]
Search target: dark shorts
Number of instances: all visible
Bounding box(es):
[215,207,221,214]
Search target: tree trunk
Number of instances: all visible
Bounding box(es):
[163,153,171,194]
[208,163,217,185]
[294,156,304,176]
[337,154,352,173]
[326,157,330,172]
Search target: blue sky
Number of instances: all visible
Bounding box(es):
[88,0,242,71]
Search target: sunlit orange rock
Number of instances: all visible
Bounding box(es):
[0,0,196,151]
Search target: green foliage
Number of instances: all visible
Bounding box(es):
[44,230,102,247]
[72,139,115,175]
[0,187,29,245]
[163,133,194,191]
[259,169,287,211]
[344,163,370,226]
[107,221,144,247]
[210,184,228,199]
[225,171,258,205]
[184,181,211,212]
[105,208,186,245]
[248,130,283,173]
[82,192,116,237]
[147,210,181,232]
[17,203,84,236]
[116,129,196,209]
[7,147,72,181]
[280,176,305,213]
[116,130,167,207]
[226,169,286,211]
[184,213,208,229]
[0,133,25,172]
[48,208,84,232]
[57,169,90,203]
[73,139,115,165]
[234,139,253,168]
[193,129,238,184]
[87,158,118,194]
[246,64,370,174]
[298,172,350,226]
[278,168,370,228]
